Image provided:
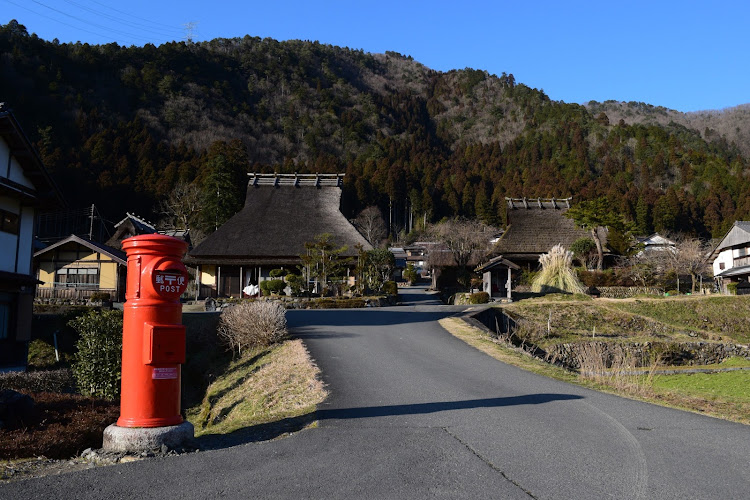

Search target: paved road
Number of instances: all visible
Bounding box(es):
[4,287,750,499]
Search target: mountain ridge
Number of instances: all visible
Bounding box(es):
[1,20,748,240]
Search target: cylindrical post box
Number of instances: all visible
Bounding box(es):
[117,234,189,428]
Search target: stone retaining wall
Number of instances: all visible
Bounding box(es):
[596,287,663,298]
[512,286,664,298]
[545,341,750,370]
[467,306,750,371]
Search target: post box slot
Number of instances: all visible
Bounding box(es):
[143,323,186,365]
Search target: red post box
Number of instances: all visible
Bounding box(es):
[117,234,189,428]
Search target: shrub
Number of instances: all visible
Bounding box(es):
[382,280,398,296]
[308,298,367,309]
[269,268,288,278]
[0,368,75,393]
[532,245,586,294]
[89,292,111,303]
[404,264,418,284]
[285,274,304,296]
[469,291,490,304]
[519,270,538,286]
[727,283,739,295]
[69,310,123,400]
[262,279,286,295]
[218,301,288,355]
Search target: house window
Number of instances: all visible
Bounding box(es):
[56,268,99,288]
[0,209,20,235]
[719,262,725,270]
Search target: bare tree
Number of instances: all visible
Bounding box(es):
[619,255,658,287]
[669,236,711,293]
[429,218,497,289]
[156,181,203,231]
[637,234,708,293]
[354,206,387,247]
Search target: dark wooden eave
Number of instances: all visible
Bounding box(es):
[0,106,66,209]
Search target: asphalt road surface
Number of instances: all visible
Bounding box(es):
[3,287,750,499]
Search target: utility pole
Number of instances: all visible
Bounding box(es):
[389,197,392,238]
[89,204,95,240]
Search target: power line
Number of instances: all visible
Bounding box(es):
[63,0,183,38]
[86,0,184,32]
[2,0,122,42]
[31,0,155,43]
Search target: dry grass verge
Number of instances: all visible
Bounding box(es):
[575,342,661,395]
[440,316,750,425]
[186,339,327,437]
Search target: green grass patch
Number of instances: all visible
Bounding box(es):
[653,370,750,403]
[607,296,750,343]
[501,301,687,347]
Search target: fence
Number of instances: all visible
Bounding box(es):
[35,286,118,301]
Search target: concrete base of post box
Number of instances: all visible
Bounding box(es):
[102,421,195,453]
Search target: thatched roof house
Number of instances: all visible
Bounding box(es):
[187,173,372,298]
[492,197,600,269]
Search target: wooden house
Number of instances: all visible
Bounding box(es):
[106,213,191,250]
[186,173,372,298]
[0,105,65,370]
[34,234,126,302]
[492,197,599,269]
[709,221,750,293]
[106,212,158,250]
[636,233,676,255]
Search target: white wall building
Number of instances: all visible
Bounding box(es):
[0,105,64,370]
[709,222,750,293]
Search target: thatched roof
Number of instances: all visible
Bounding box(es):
[187,179,372,265]
[492,198,597,261]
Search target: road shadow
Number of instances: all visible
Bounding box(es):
[194,393,582,450]
[315,393,583,420]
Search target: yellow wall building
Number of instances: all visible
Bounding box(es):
[34,235,126,301]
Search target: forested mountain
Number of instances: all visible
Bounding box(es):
[2,19,748,240]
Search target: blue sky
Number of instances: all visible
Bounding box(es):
[3,0,748,112]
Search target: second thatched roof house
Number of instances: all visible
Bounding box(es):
[492,197,603,269]
[186,173,372,298]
